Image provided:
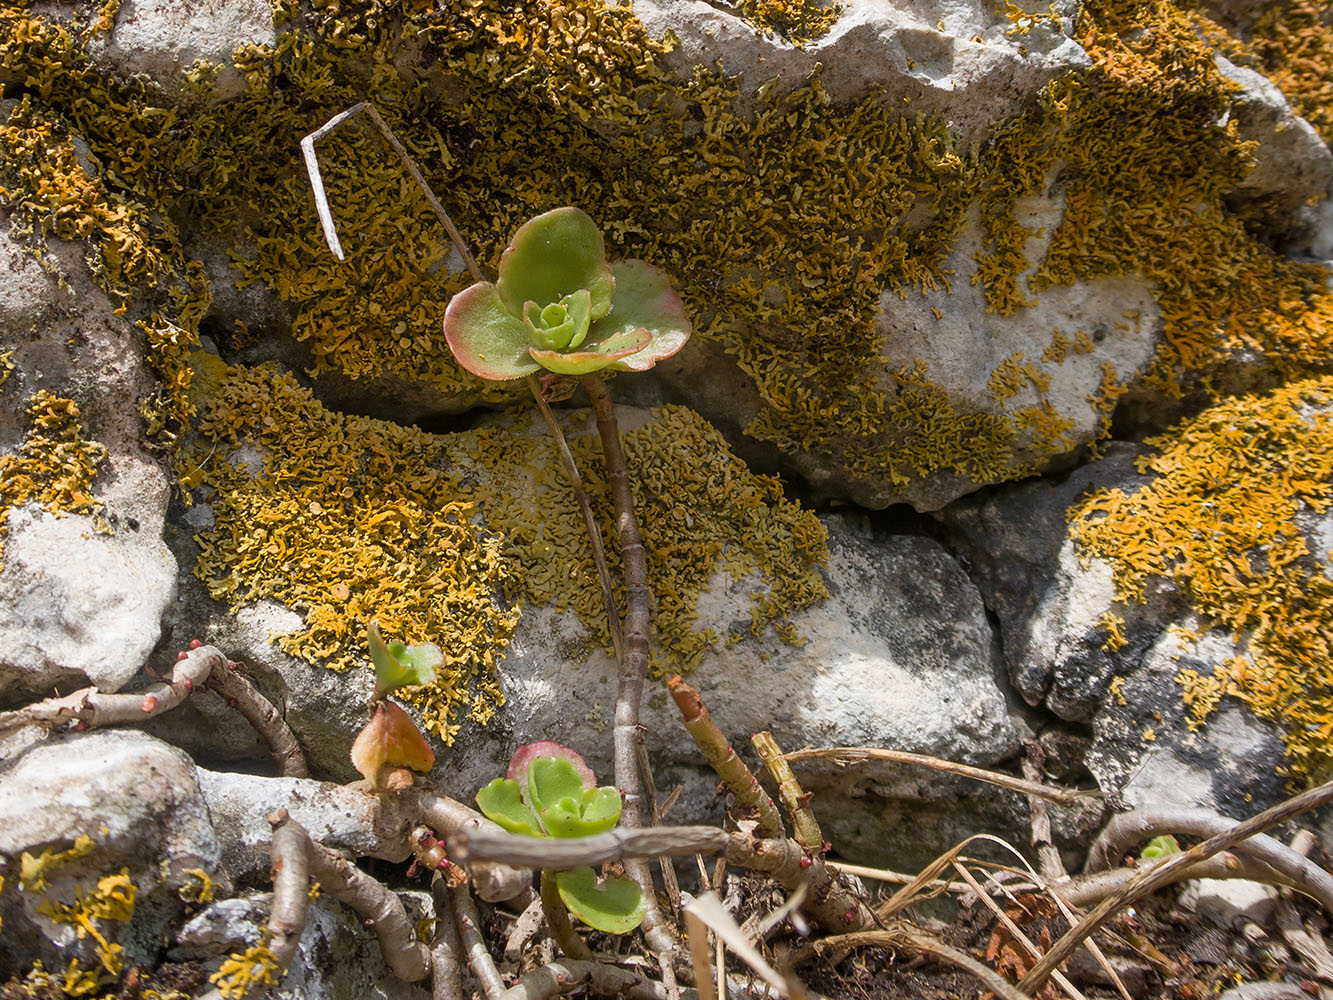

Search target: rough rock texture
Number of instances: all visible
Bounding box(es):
[940,446,1291,818]
[89,0,277,99]
[172,892,432,1000]
[196,767,403,883]
[0,226,177,698]
[178,509,1024,868]
[0,730,223,975]
[635,0,1089,139]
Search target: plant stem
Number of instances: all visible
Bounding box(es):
[496,961,694,1000]
[451,882,507,1000]
[578,373,677,966]
[1018,777,1333,993]
[1084,807,1333,911]
[208,656,308,778]
[430,872,464,1000]
[752,732,823,854]
[540,870,596,961]
[266,810,313,977]
[527,374,623,662]
[668,677,784,838]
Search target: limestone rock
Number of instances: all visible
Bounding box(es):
[90,0,278,100]
[196,767,404,883]
[0,225,176,700]
[939,445,1291,818]
[0,730,223,976]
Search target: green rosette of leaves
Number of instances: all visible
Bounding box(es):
[476,741,647,934]
[444,207,691,380]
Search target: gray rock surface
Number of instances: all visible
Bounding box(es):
[0,730,223,974]
[90,0,277,99]
[940,445,1291,818]
[0,225,177,699]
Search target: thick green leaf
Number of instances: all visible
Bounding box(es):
[528,328,651,376]
[577,786,623,834]
[527,757,587,816]
[595,260,693,373]
[444,281,542,381]
[508,743,596,804]
[556,867,646,934]
[475,779,544,837]
[367,621,439,696]
[1140,834,1180,859]
[497,207,615,321]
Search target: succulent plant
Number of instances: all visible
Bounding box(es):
[476,742,646,934]
[367,619,441,700]
[444,207,691,380]
[351,623,440,787]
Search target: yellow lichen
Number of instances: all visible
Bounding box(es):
[176,868,217,904]
[735,0,842,48]
[19,834,96,892]
[189,359,519,743]
[0,392,107,560]
[1070,377,1333,784]
[210,935,280,1000]
[34,869,136,985]
[1097,610,1126,652]
[190,358,829,734]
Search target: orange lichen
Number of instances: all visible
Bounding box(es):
[1069,377,1333,783]
[0,391,108,560]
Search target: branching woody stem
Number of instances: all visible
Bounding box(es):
[1055,853,1308,907]
[1019,777,1333,994]
[266,810,313,976]
[0,643,220,734]
[305,837,432,982]
[450,824,872,934]
[1085,807,1333,913]
[208,656,308,778]
[668,677,783,838]
[451,882,507,1000]
[430,873,464,1000]
[400,788,533,902]
[752,731,823,854]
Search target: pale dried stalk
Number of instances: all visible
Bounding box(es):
[950,861,1088,1000]
[668,677,783,837]
[451,882,507,1000]
[528,373,624,663]
[431,872,465,1000]
[752,732,823,854]
[1021,741,1064,882]
[1085,807,1333,913]
[1019,778,1333,994]
[267,810,314,976]
[781,746,1096,807]
[1055,853,1306,907]
[451,824,871,934]
[208,657,308,778]
[0,643,220,734]
[305,838,431,981]
[790,927,1033,1000]
[301,102,484,282]
[496,960,693,1000]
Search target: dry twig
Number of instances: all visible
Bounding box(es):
[496,960,696,1000]
[266,810,314,976]
[753,731,823,854]
[668,677,783,837]
[431,872,465,1000]
[208,655,308,778]
[1085,807,1333,913]
[1019,778,1333,993]
[781,746,1097,807]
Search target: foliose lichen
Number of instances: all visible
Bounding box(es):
[0,391,108,559]
[1069,377,1333,785]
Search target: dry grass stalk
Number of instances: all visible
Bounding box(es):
[781,746,1097,806]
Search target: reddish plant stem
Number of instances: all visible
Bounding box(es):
[668,677,784,838]
[578,373,677,968]
[752,731,823,854]
[208,657,308,778]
